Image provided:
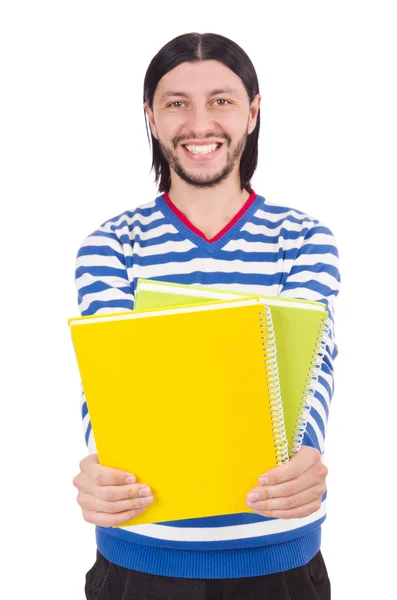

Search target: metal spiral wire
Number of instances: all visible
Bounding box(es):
[259,305,289,465]
[289,316,331,457]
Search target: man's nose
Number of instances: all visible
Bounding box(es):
[186,104,215,134]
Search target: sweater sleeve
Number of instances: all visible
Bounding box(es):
[278,221,341,454]
[74,225,135,454]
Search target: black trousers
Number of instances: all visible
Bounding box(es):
[85,549,330,599]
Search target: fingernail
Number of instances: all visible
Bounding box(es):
[125,476,136,484]
[141,495,154,506]
[247,492,260,502]
[259,476,269,485]
[138,486,151,497]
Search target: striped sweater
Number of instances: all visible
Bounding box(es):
[75,190,340,579]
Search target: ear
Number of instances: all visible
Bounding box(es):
[247,93,261,135]
[144,102,158,140]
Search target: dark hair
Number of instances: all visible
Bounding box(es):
[143,33,260,194]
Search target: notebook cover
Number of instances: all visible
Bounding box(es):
[135,279,329,456]
[68,298,287,526]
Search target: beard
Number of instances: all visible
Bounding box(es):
[158,129,249,189]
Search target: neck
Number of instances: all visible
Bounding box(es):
[166,175,252,239]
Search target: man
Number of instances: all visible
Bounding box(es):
[73,32,340,599]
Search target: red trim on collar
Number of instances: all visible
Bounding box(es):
[162,190,257,243]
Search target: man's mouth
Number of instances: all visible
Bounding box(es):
[182,143,222,155]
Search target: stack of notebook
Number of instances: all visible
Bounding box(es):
[68,279,329,527]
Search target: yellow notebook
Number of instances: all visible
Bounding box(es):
[68,297,288,526]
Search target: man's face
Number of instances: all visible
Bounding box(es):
[145,60,260,189]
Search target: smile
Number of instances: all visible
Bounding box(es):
[181,143,223,161]
[183,143,221,155]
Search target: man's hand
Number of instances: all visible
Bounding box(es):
[245,446,327,519]
[73,454,154,527]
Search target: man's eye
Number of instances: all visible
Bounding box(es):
[167,99,230,108]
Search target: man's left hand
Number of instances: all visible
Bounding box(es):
[246,446,327,519]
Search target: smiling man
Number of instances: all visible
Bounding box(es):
[73,32,340,600]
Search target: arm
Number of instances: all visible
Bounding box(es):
[73,223,156,526]
[75,223,135,453]
[278,221,341,454]
[245,221,340,518]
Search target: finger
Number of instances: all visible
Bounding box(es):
[74,466,153,503]
[246,482,325,513]
[249,463,327,500]
[258,446,322,486]
[73,470,150,503]
[73,471,92,494]
[253,498,323,520]
[80,456,138,486]
[79,454,99,471]
[82,507,147,528]
[95,482,153,503]
[78,491,154,514]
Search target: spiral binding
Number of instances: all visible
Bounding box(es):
[289,316,331,457]
[259,305,289,465]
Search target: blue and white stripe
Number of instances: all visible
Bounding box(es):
[74,192,340,578]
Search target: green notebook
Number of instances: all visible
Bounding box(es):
[135,279,330,456]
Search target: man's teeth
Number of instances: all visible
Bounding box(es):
[184,143,220,155]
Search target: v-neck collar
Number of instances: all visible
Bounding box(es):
[159,190,261,253]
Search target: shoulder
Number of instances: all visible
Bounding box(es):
[98,196,163,235]
[255,195,338,244]
[77,195,164,252]
[256,195,328,229]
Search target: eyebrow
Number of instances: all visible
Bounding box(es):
[159,87,238,102]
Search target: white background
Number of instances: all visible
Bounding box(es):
[1,1,396,598]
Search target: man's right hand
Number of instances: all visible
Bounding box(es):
[73,454,154,527]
